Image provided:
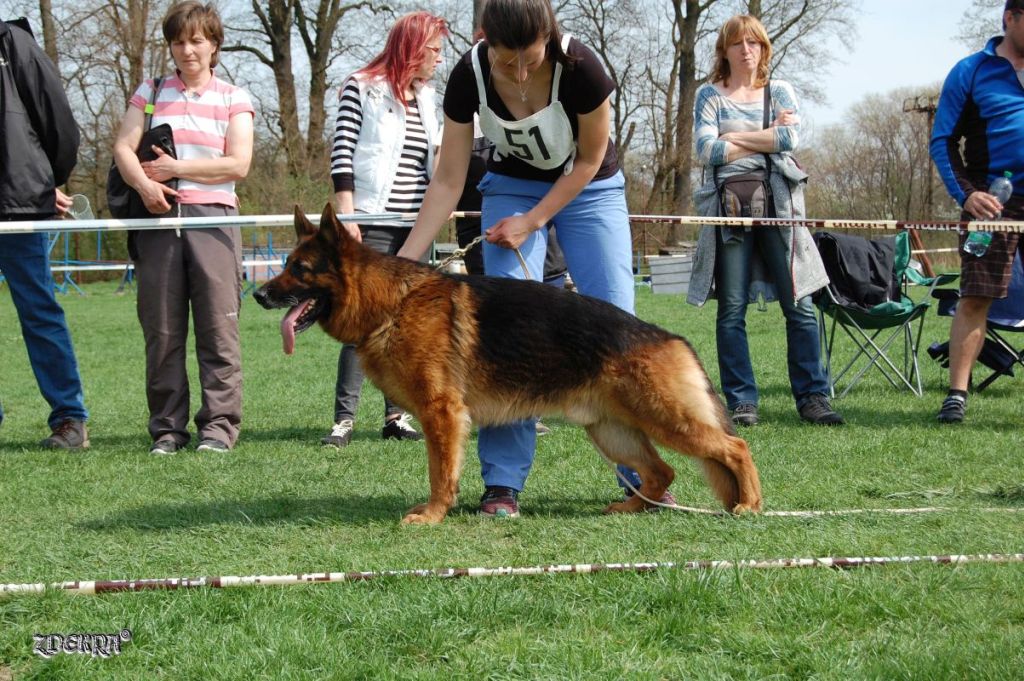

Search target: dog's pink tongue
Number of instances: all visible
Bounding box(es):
[280,300,311,355]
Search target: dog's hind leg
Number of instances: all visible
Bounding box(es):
[584,421,675,514]
[401,398,469,525]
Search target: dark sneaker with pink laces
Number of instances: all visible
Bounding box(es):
[479,486,520,518]
[625,488,678,511]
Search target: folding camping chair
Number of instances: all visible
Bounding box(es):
[928,252,1024,392]
[813,231,957,398]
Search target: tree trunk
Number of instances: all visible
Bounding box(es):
[265,0,306,176]
[39,0,58,66]
[668,0,701,241]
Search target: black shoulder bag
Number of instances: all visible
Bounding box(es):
[106,77,177,220]
[716,83,777,219]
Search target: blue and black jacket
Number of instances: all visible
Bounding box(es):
[930,36,1024,206]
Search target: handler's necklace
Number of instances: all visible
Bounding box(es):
[514,52,533,102]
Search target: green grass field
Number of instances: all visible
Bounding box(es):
[1,280,1022,680]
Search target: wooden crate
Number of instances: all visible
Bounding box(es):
[646,254,693,295]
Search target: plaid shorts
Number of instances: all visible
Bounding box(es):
[958,207,1023,299]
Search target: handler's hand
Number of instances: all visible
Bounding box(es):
[772,108,798,127]
[484,214,539,250]
[342,222,362,242]
[138,178,177,215]
[964,191,1003,221]
[141,146,178,183]
[54,188,73,216]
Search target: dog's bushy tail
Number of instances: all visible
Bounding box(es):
[698,458,741,510]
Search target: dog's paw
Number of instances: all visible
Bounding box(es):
[731,501,762,515]
[401,504,446,525]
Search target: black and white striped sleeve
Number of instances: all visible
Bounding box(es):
[330,78,363,192]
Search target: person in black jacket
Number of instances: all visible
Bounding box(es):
[0,17,90,449]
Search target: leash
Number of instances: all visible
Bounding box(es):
[598,451,1024,517]
[435,234,533,280]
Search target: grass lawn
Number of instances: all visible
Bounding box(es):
[1,278,1022,679]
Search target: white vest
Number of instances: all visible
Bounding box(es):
[471,35,576,175]
[348,75,441,214]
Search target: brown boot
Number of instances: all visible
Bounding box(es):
[40,418,90,450]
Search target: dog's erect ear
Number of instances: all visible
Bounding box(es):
[294,205,316,239]
[318,202,351,250]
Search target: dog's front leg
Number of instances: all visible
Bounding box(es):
[401,400,468,525]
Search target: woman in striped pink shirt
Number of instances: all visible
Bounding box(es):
[112,0,254,456]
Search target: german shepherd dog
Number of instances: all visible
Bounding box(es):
[254,206,762,524]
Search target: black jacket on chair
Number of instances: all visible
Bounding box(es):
[0,18,79,218]
[813,231,898,311]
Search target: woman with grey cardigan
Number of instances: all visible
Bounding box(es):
[688,14,842,427]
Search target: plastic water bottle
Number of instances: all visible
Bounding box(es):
[965,171,1013,257]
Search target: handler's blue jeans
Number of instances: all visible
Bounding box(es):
[476,171,640,492]
[0,232,88,427]
[714,226,828,410]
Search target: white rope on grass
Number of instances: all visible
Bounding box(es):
[2,553,1021,596]
[599,452,1024,517]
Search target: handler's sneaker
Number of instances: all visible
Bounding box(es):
[322,419,354,448]
[731,403,759,427]
[625,488,678,511]
[382,413,422,441]
[799,395,845,426]
[937,394,966,424]
[40,418,89,450]
[479,486,520,518]
[196,438,230,453]
[149,438,182,455]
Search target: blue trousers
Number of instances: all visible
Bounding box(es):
[0,232,88,427]
[714,227,829,410]
[476,171,639,491]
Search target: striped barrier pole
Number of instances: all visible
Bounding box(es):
[3,212,1024,235]
[3,553,1022,597]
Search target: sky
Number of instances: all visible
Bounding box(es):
[802,0,994,129]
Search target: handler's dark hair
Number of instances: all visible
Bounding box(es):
[162,1,225,67]
[480,0,573,67]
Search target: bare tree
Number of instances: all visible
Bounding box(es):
[957,0,1002,51]
[802,86,957,223]
[38,0,57,64]
[223,0,375,178]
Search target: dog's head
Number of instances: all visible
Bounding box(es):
[253,204,356,354]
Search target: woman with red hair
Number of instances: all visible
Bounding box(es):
[321,11,447,448]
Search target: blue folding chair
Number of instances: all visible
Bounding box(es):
[929,252,1024,392]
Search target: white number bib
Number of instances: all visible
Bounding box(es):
[471,35,577,174]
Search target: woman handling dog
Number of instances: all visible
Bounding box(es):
[397,0,668,517]
[687,14,843,428]
[321,12,447,448]
[112,0,254,454]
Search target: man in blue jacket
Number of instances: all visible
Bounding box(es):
[930,0,1024,424]
[0,17,90,448]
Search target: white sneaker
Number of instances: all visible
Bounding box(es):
[321,419,354,447]
[382,413,423,441]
